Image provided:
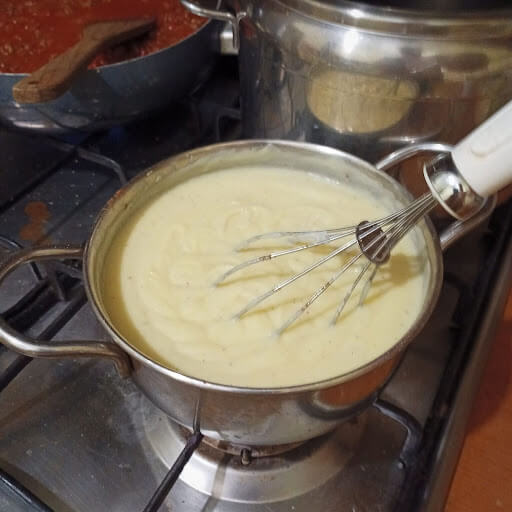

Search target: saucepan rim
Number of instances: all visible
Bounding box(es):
[83,139,443,395]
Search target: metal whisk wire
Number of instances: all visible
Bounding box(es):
[216,100,512,335]
[215,193,438,335]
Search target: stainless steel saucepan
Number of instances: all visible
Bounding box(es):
[0,140,495,446]
[182,0,512,162]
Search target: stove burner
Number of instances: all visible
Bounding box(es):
[198,429,305,459]
[145,413,366,504]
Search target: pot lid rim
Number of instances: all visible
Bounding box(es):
[276,0,512,37]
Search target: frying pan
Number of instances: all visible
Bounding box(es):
[0,20,219,134]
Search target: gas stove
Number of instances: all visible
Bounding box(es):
[0,56,511,512]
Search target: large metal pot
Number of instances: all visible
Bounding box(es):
[182,0,512,161]
[0,20,219,134]
[0,140,493,445]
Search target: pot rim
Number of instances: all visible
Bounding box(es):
[83,139,443,395]
[277,0,512,37]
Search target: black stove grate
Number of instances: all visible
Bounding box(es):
[0,468,53,512]
[0,56,241,512]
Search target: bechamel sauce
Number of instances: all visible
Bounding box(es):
[102,167,427,388]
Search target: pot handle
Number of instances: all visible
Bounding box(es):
[0,245,132,377]
[181,0,246,50]
[375,142,497,252]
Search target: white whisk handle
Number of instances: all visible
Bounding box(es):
[452,100,512,198]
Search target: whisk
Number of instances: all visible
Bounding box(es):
[216,101,512,335]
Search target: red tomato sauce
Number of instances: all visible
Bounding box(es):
[0,0,207,74]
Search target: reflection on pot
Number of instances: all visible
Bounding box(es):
[307,68,419,135]
[198,0,512,162]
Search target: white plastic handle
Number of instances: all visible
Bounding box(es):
[452,100,512,198]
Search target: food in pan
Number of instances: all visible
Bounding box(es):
[0,0,207,73]
[102,168,426,387]
[101,166,428,388]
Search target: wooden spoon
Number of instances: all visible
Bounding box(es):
[13,17,156,104]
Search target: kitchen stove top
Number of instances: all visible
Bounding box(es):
[0,56,511,512]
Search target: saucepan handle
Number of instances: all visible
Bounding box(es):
[181,0,246,51]
[376,100,512,250]
[0,245,132,377]
[375,142,497,252]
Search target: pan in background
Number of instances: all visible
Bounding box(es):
[0,20,220,134]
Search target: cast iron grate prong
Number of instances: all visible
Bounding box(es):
[143,430,203,512]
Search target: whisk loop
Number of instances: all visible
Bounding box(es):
[215,193,438,335]
[213,227,356,286]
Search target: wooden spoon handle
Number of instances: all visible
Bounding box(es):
[12,17,156,104]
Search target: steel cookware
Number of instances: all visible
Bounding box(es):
[182,0,512,161]
[0,140,494,446]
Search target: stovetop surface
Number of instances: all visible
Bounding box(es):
[0,56,511,512]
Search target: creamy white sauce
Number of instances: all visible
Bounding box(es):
[102,167,427,388]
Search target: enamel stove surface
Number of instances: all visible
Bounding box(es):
[0,57,511,512]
